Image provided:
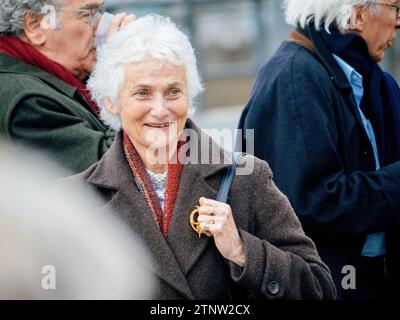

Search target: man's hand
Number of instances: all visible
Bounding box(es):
[105,13,136,41]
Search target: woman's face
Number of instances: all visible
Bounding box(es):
[114,59,189,156]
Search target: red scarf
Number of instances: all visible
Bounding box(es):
[0,35,100,116]
[122,132,185,239]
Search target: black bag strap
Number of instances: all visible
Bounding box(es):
[214,152,245,300]
[216,152,244,203]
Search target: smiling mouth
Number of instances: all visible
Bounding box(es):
[145,123,171,129]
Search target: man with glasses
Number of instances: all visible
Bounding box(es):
[238,0,400,299]
[0,0,134,174]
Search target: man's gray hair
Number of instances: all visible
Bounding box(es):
[0,0,64,37]
[87,14,204,131]
[282,0,381,32]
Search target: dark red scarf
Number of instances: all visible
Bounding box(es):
[122,131,185,239]
[0,35,100,116]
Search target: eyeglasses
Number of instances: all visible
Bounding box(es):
[378,2,400,19]
[58,6,106,26]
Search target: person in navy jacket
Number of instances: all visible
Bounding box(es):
[238,0,400,299]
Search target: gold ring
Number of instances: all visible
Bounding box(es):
[209,219,215,225]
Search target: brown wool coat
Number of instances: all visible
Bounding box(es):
[59,119,336,300]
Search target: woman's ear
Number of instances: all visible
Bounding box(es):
[351,6,365,32]
[22,11,47,46]
[103,97,120,115]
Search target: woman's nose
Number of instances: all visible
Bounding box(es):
[150,96,169,118]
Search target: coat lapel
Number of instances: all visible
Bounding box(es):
[0,53,98,118]
[166,163,218,276]
[301,33,372,144]
[166,120,232,276]
[104,188,195,299]
[87,131,197,299]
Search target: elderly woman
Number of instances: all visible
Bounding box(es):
[238,0,400,299]
[63,15,336,300]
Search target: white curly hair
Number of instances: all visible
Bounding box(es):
[282,0,382,32]
[87,14,204,131]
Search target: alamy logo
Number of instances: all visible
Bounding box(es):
[41,265,56,290]
[41,5,57,30]
[341,265,356,290]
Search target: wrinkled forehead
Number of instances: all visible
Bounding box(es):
[122,60,187,87]
[130,59,183,70]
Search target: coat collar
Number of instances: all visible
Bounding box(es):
[86,119,233,299]
[0,53,98,117]
[0,53,79,99]
[287,28,371,145]
[290,28,352,91]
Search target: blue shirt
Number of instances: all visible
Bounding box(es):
[333,54,386,257]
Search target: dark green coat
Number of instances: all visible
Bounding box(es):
[0,53,115,173]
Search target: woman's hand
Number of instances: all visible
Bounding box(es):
[197,197,245,267]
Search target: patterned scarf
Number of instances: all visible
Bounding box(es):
[0,35,100,116]
[122,131,185,239]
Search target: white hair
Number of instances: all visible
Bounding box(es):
[282,0,381,32]
[87,14,204,131]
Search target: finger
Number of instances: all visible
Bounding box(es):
[213,206,229,218]
[202,230,213,237]
[199,206,228,220]
[197,215,219,225]
[106,13,127,38]
[199,197,229,209]
[120,14,136,28]
[198,205,215,216]
[199,222,217,235]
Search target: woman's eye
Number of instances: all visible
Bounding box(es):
[170,88,181,96]
[135,90,148,97]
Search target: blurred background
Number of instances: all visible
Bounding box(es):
[106,0,400,145]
